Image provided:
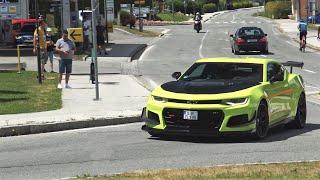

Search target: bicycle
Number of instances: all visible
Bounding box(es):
[300,35,306,52]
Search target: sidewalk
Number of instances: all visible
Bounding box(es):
[0,74,149,136]
[276,19,320,50]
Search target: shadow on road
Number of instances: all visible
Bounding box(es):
[149,123,320,144]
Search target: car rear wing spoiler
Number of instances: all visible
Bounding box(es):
[282,61,304,73]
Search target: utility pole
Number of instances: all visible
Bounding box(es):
[104,0,109,44]
[35,0,42,84]
[139,0,143,32]
[91,0,100,100]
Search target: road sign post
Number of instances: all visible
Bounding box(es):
[91,0,100,100]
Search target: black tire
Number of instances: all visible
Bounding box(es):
[148,131,164,138]
[234,50,239,55]
[197,29,200,33]
[231,47,234,53]
[253,101,269,139]
[293,94,307,129]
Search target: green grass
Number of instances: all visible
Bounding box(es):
[0,71,62,114]
[76,161,320,180]
[157,13,191,22]
[114,25,161,37]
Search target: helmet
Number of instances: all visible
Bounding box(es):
[196,12,200,15]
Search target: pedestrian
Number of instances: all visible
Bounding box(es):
[83,16,91,52]
[46,28,55,73]
[96,20,106,55]
[55,30,76,89]
[33,19,47,80]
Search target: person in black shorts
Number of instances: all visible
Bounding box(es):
[96,21,106,55]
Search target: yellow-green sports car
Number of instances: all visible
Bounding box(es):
[141,57,306,139]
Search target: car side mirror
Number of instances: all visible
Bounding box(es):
[265,34,268,36]
[270,73,283,83]
[172,72,181,80]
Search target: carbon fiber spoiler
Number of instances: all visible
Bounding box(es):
[282,61,304,73]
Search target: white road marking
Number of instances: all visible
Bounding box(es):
[139,45,155,61]
[286,40,299,47]
[148,78,159,89]
[305,85,320,89]
[215,22,221,24]
[223,21,229,24]
[161,28,171,34]
[260,55,267,57]
[303,69,317,74]
[257,21,261,23]
[199,30,209,58]
[306,91,320,95]
[249,21,254,23]
[241,21,246,23]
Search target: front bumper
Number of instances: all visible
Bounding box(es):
[236,43,267,51]
[141,99,257,137]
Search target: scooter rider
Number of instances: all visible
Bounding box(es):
[194,12,203,31]
[194,12,203,21]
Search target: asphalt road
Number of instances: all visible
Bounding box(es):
[138,8,320,93]
[1,8,320,180]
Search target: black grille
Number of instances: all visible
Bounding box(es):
[148,111,160,124]
[163,108,224,130]
[227,114,249,127]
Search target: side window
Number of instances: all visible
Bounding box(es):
[267,63,284,81]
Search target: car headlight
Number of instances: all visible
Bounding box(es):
[16,36,22,40]
[221,98,248,106]
[152,95,168,103]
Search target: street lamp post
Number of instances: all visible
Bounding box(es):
[35,0,42,84]
[104,0,109,44]
[91,0,100,100]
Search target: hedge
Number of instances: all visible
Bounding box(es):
[203,3,217,13]
[265,1,291,19]
[232,1,253,9]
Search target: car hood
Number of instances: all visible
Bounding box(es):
[151,81,262,100]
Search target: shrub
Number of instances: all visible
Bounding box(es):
[120,10,131,26]
[203,3,217,13]
[265,1,291,19]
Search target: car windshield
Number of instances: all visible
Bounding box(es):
[238,28,264,36]
[180,62,263,83]
[20,24,36,33]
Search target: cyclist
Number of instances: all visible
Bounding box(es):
[298,19,308,51]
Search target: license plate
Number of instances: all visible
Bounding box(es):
[183,110,198,120]
[247,39,257,42]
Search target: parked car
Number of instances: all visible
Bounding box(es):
[230,26,268,54]
[15,23,36,46]
[308,14,320,24]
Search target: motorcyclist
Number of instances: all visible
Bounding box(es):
[194,12,203,31]
[298,19,308,51]
[194,12,203,21]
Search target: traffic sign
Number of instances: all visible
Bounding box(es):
[67,28,83,42]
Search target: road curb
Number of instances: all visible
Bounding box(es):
[0,116,141,137]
